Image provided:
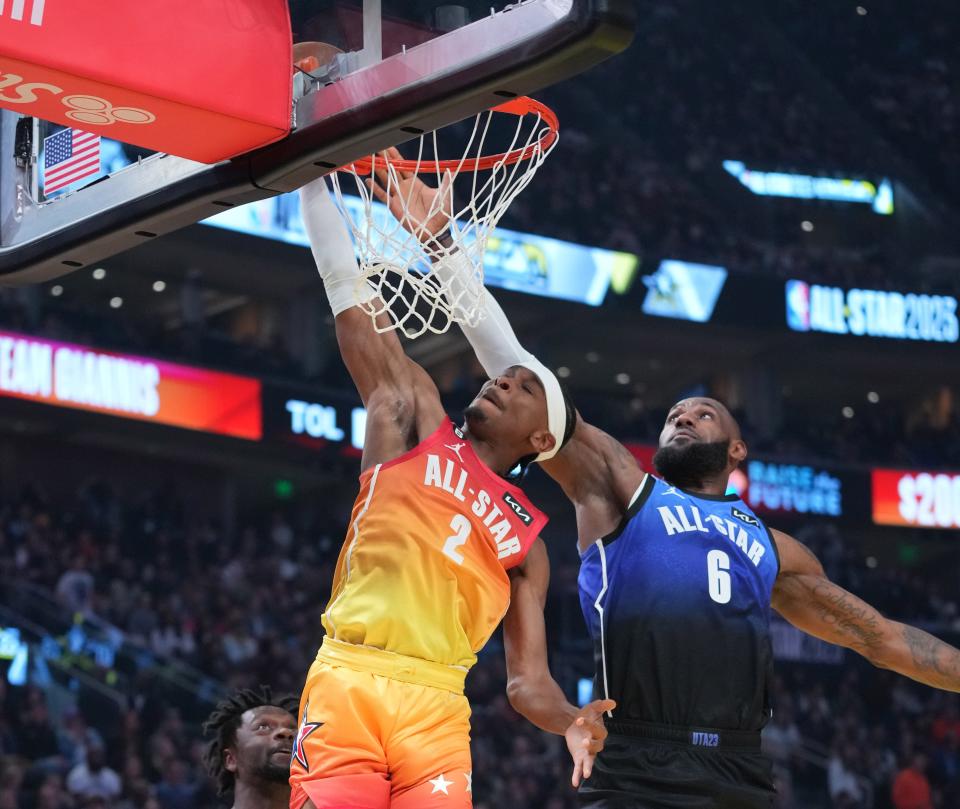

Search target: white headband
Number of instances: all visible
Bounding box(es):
[516,359,568,462]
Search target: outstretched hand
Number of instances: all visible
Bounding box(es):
[565,699,615,788]
[365,147,454,246]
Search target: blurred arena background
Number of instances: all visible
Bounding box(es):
[1,1,959,807]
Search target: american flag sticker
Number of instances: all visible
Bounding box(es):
[43,128,101,194]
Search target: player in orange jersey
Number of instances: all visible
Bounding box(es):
[289,175,611,809]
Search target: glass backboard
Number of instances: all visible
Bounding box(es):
[0,0,633,284]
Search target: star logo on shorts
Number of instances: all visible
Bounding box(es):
[291,705,323,771]
[429,773,454,795]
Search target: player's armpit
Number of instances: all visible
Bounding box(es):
[541,416,643,542]
[771,529,960,692]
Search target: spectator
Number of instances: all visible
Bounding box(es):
[56,556,96,617]
[891,751,933,809]
[931,696,960,745]
[221,614,258,665]
[829,742,866,808]
[115,755,152,809]
[66,743,122,802]
[16,689,62,765]
[58,709,105,769]
[154,759,199,809]
[269,513,293,552]
[35,773,74,809]
[763,704,802,766]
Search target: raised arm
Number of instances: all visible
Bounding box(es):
[503,539,614,785]
[771,529,960,691]
[300,178,443,470]
[541,417,645,544]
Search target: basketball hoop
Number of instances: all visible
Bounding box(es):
[330,97,559,339]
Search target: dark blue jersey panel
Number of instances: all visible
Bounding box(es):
[579,475,780,731]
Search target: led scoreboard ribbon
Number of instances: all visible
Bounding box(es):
[722,161,894,215]
[0,330,261,440]
[873,469,960,530]
[786,281,959,343]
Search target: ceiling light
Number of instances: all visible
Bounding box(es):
[152,280,167,293]
[586,351,600,364]
[109,297,123,309]
[842,406,854,419]
[616,373,630,385]
[856,6,868,15]
[50,285,63,297]
[867,391,879,404]
[556,366,571,378]
[92,268,106,280]
[801,220,814,232]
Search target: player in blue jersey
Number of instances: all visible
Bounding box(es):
[523,396,960,808]
[518,396,960,807]
[388,169,960,807]
[561,397,781,808]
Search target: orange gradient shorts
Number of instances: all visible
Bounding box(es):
[289,638,473,809]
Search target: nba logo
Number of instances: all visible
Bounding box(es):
[785,280,811,332]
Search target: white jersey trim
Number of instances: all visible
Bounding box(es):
[627,474,650,508]
[592,538,613,717]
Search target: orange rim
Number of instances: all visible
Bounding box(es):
[340,97,559,176]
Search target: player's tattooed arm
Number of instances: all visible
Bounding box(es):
[771,529,960,692]
[893,625,960,691]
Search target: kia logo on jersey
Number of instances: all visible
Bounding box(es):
[503,493,532,526]
[731,507,759,527]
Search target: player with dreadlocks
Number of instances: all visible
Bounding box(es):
[203,686,298,809]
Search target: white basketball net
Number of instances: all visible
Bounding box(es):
[329,99,558,339]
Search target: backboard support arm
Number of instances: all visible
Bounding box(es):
[361,0,383,67]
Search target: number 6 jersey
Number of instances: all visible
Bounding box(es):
[321,418,547,671]
[578,474,780,731]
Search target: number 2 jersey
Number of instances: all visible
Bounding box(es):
[322,418,548,671]
[579,474,781,731]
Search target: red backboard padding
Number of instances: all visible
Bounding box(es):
[0,0,292,163]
